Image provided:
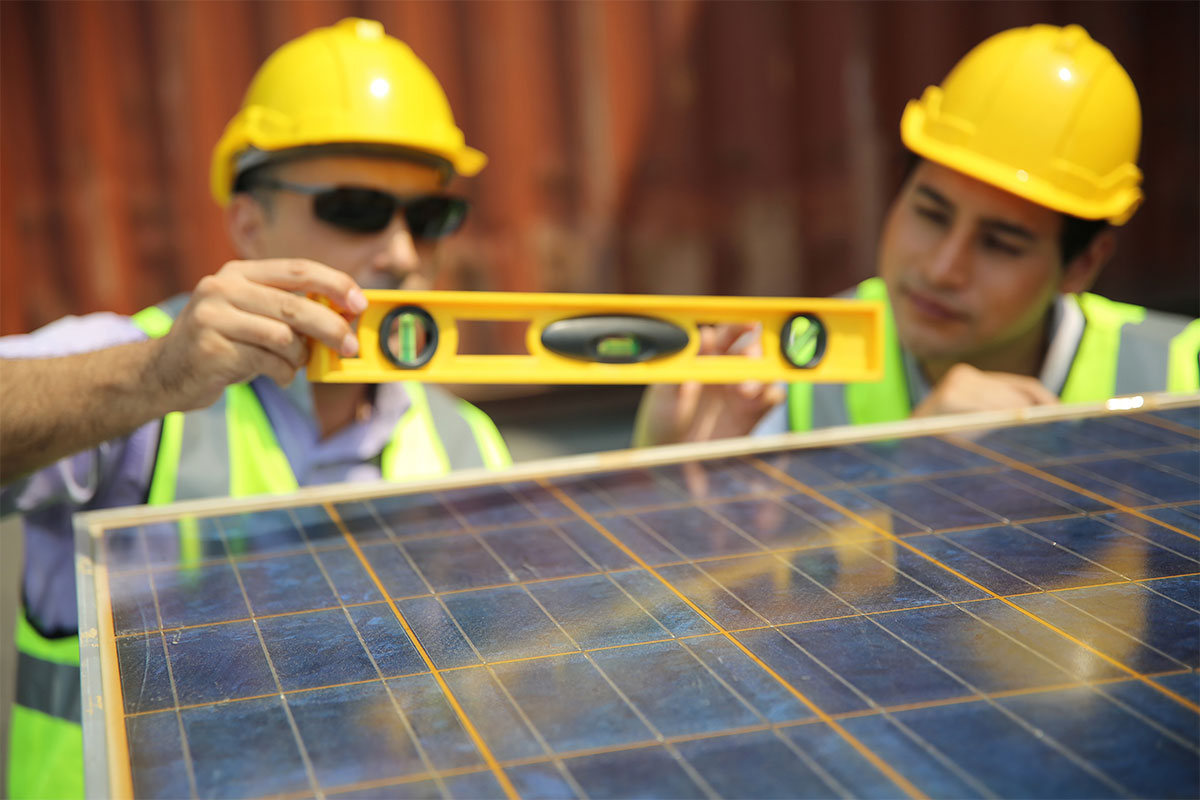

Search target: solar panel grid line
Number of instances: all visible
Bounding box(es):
[765,630,1011,799]
[324,503,523,800]
[483,701,827,793]
[1047,674,1200,753]
[919,524,1127,594]
[115,540,1188,670]
[667,639,860,799]
[1135,573,1200,613]
[311,762,499,800]
[930,471,1093,522]
[558,654,725,800]
[1011,573,1200,602]
[749,609,1002,795]
[130,523,201,800]
[576,609,834,793]
[267,509,457,800]
[1086,515,1200,564]
[1129,410,1200,439]
[108,643,1196,792]
[1025,444,1198,475]
[362,480,731,663]
[443,601,621,799]
[474,669,592,800]
[1040,460,1191,510]
[112,599,410,641]
[806,484,934,535]
[619,522,796,628]
[537,480,931,800]
[946,435,1200,542]
[115,597,997,721]
[968,523,1194,607]
[214,522,326,800]
[1126,450,1200,483]
[899,513,1098,539]
[399,667,1196,768]
[105,534,356,579]
[772,494,1195,714]
[1009,582,1198,676]
[422,493,844,795]
[521,538,685,644]
[736,538,1146,797]
[822,671,1187,721]
[578,450,1190,786]
[112,568,1195,732]
[748,455,1200,716]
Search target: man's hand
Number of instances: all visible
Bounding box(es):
[148,259,367,411]
[913,362,1059,418]
[633,325,785,447]
[1,259,367,483]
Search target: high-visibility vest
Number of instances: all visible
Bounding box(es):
[8,295,511,800]
[787,277,1200,432]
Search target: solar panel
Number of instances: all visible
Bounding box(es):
[75,397,1200,799]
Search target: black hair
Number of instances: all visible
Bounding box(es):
[231,162,280,217]
[1058,215,1109,266]
[899,150,1109,266]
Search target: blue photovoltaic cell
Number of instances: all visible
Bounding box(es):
[84,404,1199,799]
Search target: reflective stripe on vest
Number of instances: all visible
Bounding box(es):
[383,381,511,480]
[9,613,84,800]
[786,282,1199,432]
[13,612,79,722]
[1062,292,1199,401]
[1168,319,1200,393]
[1059,293,1144,402]
[131,295,510,502]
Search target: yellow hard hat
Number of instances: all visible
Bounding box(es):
[210,18,486,206]
[900,24,1142,225]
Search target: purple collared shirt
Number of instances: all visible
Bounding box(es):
[0,311,411,635]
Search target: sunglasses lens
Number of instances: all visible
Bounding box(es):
[313,188,395,233]
[404,197,469,239]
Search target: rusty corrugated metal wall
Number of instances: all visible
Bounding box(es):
[3,0,1197,339]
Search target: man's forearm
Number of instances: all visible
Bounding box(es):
[0,339,172,483]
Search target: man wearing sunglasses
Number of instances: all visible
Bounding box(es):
[1,19,510,800]
[635,23,1199,449]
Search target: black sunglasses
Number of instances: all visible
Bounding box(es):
[249,179,469,239]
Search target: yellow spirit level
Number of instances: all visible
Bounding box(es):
[308,290,883,384]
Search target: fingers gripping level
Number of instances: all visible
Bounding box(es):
[308,290,884,385]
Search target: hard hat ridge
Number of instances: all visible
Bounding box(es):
[899,24,1142,225]
[210,17,486,206]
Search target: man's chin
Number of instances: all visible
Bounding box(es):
[900,332,976,365]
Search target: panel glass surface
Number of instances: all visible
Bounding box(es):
[81,405,1200,799]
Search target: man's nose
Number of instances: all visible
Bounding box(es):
[374,218,422,279]
[923,225,972,288]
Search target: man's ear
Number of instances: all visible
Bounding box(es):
[226,193,269,259]
[1059,229,1116,295]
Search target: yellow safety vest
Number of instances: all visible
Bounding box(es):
[788,277,1200,431]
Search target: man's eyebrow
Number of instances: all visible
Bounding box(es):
[913,185,951,207]
[979,218,1036,241]
[915,184,1037,241]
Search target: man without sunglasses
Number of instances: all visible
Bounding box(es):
[0,19,510,799]
[635,24,1200,447]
